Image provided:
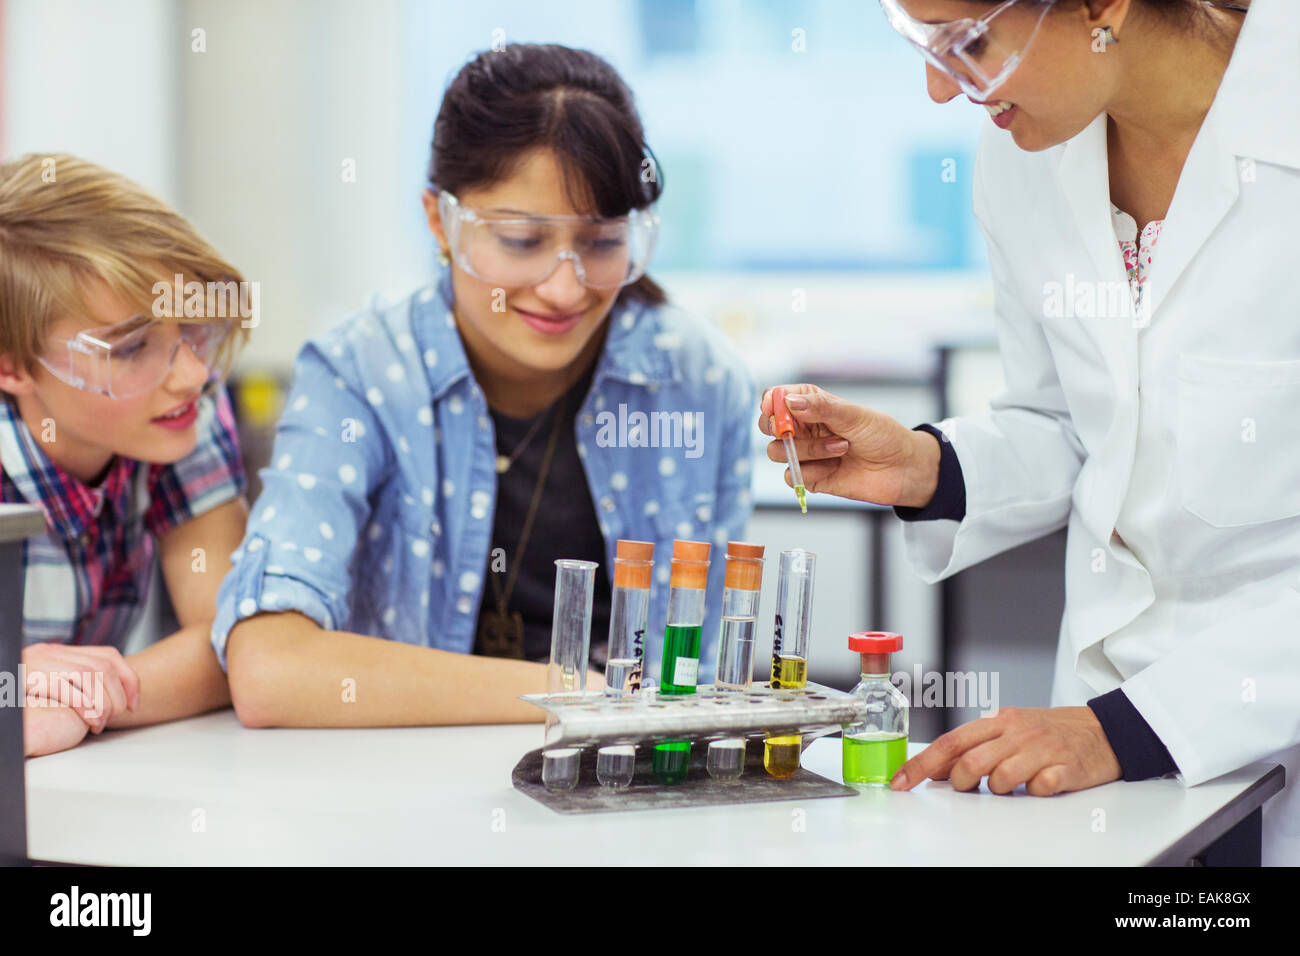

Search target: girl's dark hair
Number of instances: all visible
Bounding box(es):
[428,43,666,308]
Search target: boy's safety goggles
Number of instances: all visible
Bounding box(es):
[878,0,1057,101]
[37,315,234,400]
[437,190,659,291]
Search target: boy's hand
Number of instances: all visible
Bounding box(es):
[21,642,141,733]
[23,701,92,757]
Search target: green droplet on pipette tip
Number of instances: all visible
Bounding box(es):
[795,485,807,514]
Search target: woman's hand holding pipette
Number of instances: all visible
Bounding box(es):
[757,384,941,509]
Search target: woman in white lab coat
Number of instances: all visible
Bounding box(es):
[761,0,1298,864]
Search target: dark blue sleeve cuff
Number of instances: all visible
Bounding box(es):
[1087,688,1179,781]
[893,424,967,523]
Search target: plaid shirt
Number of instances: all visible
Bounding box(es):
[0,386,246,649]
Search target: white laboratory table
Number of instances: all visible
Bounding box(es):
[24,711,1282,866]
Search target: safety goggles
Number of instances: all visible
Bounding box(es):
[37,314,234,400]
[437,190,659,291]
[878,0,1057,101]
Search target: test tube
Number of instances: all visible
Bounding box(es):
[542,747,582,792]
[707,739,746,784]
[653,539,711,785]
[596,744,637,791]
[770,549,815,690]
[713,542,765,692]
[765,549,816,779]
[658,539,711,695]
[549,559,598,696]
[604,540,654,698]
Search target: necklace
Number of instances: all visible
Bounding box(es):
[494,407,552,474]
[475,392,569,658]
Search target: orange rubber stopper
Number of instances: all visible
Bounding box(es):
[613,539,654,589]
[724,541,765,590]
[669,539,711,589]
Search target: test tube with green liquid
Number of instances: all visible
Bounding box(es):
[653,539,711,785]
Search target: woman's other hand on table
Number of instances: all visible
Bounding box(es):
[891,706,1122,796]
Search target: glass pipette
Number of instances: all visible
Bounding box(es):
[771,387,807,514]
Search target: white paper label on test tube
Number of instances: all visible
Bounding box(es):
[673,657,699,686]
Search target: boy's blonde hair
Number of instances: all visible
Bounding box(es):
[0,153,249,374]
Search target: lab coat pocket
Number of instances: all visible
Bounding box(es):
[1177,353,1300,527]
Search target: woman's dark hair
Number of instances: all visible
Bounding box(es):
[1011,0,1248,33]
[428,43,666,308]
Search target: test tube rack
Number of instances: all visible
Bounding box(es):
[521,681,866,749]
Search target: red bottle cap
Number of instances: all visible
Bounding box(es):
[848,631,903,653]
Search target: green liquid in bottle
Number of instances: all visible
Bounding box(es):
[659,624,701,695]
[842,731,908,787]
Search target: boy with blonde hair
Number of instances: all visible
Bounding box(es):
[0,154,251,755]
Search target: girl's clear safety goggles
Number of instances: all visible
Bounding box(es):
[878,0,1057,101]
[437,190,659,291]
[37,314,233,400]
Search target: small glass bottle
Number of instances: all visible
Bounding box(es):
[842,632,909,789]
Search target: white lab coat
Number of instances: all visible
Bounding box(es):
[902,0,1300,864]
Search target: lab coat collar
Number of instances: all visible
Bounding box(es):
[1214,0,1300,172]
[1056,112,1125,290]
[1054,0,1293,324]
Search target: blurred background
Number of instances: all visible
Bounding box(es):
[2,0,1067,740]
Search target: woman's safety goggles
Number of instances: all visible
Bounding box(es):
[37,315,233,400]
[878,0,1057,101]
[437,190,659,291]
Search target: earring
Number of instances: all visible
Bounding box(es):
[1099,25,1118,47]
[436,246,450,266]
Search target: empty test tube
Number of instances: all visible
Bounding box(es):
[605,540,654,698]
[542,747,582,792]
[596,744,637,791]
[549,559,598,696]
[713,542,765,692]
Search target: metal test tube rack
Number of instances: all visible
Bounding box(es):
[521,681,868,750]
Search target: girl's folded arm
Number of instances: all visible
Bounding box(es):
[225,610,548,728]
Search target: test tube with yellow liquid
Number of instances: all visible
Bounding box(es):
[765,548,815,778]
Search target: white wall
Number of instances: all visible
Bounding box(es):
[177,0,420,371]
[3,0,179,201]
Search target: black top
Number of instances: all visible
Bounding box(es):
[893,422,1178,780]
[473,366,610,666]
